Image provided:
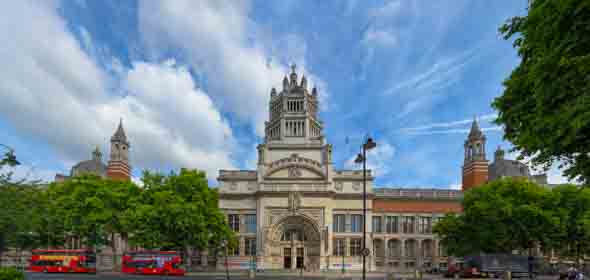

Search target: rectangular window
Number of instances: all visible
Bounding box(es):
[245,238,256,256]
[351,215,363,233]
[350,239,362,256]
[333,214,345,233]
[372,216,382,233]
[418,217,432,234]
[229,245,239,256]
[333,239,345,256]
[228,214,240,232]
[403,216,415,234]
[245,214,256,233]
[386,216,399,233]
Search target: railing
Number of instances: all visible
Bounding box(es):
[374,188,463,199]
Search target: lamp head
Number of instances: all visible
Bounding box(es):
[364,137,377,150]
[354,153,364,164]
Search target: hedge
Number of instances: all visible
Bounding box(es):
[0,268,24,280]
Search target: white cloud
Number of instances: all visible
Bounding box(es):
[400,114,497,132]
[368,0,402,18]
[345,141,396,178]
[0,1,236,180]
[362,29,398,47]
[137,1,328,136]
[3,164,59,184]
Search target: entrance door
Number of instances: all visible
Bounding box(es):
[296,248,304,269]
[283,248,291,269]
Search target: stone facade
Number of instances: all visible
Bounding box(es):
[217,68,462,272]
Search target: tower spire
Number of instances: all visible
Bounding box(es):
[107,119,131,181]
[462,115,488,191]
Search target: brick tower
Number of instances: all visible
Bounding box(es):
[107,119,131,180]
[462,118,488,191]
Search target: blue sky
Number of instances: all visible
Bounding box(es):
[1,0,565,188]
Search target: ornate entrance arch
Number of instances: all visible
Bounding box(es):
[267,214,322,271]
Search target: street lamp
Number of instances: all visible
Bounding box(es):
[354,137,377,280]
[221,240,230,280]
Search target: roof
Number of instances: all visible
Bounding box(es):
[71,159,107,177]
[111,119,128,143]
[468,118,484,140]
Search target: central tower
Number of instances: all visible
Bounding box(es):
[264,65,324,145]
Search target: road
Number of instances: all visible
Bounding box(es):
[25,272,395,280]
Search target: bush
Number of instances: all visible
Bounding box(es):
[0,268,24,280]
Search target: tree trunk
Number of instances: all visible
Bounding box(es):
[185,246,193,272]
[576,243,581,268]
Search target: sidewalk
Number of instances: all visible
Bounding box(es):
[185,270,415,278]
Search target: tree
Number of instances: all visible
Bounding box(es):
[493,0,590,183]
[45,175,140,252]
[548,184,590,265]
[124,169,234,268]
[434,178,555,256]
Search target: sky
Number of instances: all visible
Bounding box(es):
[0,0,570,188]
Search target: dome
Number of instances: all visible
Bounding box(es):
[71,159,107,178]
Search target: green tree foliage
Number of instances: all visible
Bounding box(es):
[0,267,24,280]
[494,0,590,183]
[0,183,44,266]
[45,175,140,251]
[434,178,554,255]
[124,169,234,252]
[548,184,590,264]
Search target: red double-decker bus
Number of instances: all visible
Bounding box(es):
[121,251,185,276]
[29,249,96,273]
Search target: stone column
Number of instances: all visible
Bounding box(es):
[240,236,246,257]
[400,239,406,270]
[433,240,439,269]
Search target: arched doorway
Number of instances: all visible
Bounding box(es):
[268,215,321,271]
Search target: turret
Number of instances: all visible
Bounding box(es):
[107,119,131,181]
[461,117,489,191]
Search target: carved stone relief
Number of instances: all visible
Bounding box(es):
[334,182,343,191]
[352,182,361,191]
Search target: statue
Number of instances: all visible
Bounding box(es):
[288,191,302,213]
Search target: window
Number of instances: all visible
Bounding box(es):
[418,217,432,234]
[245,238,256,256]
[350,239,362,256]
[333,214,345,232]
[228,214,240,232]
[386,216,398,233]
[351,215,363,232]
[333,239,345,256]
[229,245,239,256]
[372,216,382,233]
[281,229,306,241]
[245,214,256,233]
[402,216,415,234]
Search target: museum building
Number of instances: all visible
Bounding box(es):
[216,68,471,272]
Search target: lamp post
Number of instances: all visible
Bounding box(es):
[221,240,230,280]
[354,137,377,280]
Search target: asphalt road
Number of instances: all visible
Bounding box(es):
[25,272,394,280]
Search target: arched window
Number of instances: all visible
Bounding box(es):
[281,229,306,241]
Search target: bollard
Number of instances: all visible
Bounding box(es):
[454,272,459,280]
[248,268,255,279]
